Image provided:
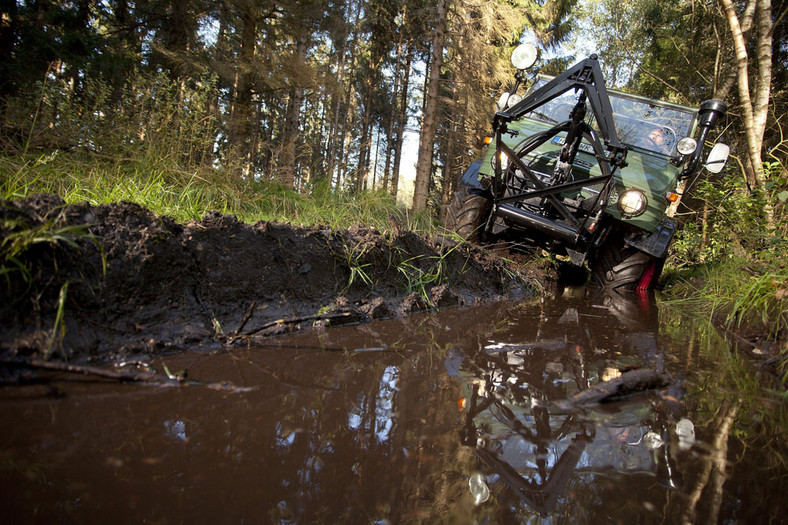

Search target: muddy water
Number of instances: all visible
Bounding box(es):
[1,289,786,523]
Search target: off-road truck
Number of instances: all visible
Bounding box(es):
[445,46,730,291]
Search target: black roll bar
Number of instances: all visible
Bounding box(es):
[492,55,627,163]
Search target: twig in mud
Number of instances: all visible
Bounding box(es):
[1,358,257,393]
[229,300,256,339]
[1,358,178,385]
[239,311,358,338]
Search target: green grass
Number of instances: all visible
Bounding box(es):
[0,150,435,232]
[397,255,447,301]
[661,257,788,380]
[0,214,95,290]
[338,240,375,294]
[663,259,787,335]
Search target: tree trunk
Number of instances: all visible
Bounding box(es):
[412,0,448,212]
[0,0,18,111]
[390,44,413,199]
[281,35,308,190]
[326,34,350,188]
[718,0,772,191]
[203,2,232,168]
[439,117,456,221]
[331,0,362,190]
[371,126,382,190]
[356,88,374,191]
[228,6,257,178]
[383,38,404,192]
[167,0,191,83]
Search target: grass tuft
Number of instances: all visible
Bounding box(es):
[1,150,429,232]
[662,257,788,373]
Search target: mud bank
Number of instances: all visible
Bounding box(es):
[0,194,548,362]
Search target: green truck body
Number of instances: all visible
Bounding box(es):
[446,51,728,291]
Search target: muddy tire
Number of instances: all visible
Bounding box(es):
[590,238,664,291]
[445,186,492,243]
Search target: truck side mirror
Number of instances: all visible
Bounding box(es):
[705,143,729,174]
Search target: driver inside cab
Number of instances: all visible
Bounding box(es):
[647,126,671,154]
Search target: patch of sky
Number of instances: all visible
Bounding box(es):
[375,365,399,443]
[275,421,297,448]
[197,14,220,48]
[164,419,188,442]
[348,401,364,430]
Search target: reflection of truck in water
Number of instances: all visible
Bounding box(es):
[450,290,694,515]
[446,47,729,291]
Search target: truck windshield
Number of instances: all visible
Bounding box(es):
[524,78,697,156]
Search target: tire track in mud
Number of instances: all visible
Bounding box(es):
[0,194,548,363]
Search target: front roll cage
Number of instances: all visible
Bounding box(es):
[489,55,629,234]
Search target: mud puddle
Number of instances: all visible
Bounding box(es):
[1,289,786,523]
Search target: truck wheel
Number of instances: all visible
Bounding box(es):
[445,186,492,242]
[590,239,664,291]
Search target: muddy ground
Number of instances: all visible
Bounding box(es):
[0,194,552,364]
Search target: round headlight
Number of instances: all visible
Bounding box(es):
[511,43,538,70]
[496,93,510,111]
[676,137,698,155]
[507,93,522,108]
[618,189,648,217]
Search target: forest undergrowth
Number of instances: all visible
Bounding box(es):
[661,171,788,385]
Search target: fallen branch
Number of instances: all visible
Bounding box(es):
[550,369,672,411]
[1,358,257,392]
[230,300,257,337]
[1,358,178,385]
[237,311,358,339]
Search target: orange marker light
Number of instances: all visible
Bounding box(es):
[667,192,679,202]
[483,137,493,145]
